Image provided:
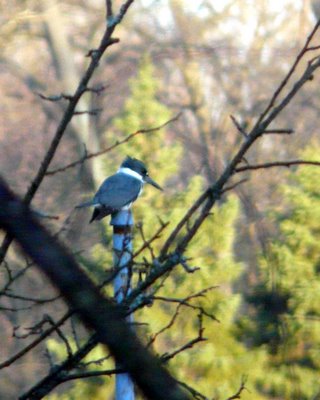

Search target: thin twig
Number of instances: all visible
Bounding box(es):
[46,113,181,176]
[36,92,73,102]
[0,292,60,304]
[106,0,113,19]
[0,178,189,400]
[159,188,210,259]
[221,178,248,194]
[59,367,122,382]
[254,19,320,127]
[133,221,169,258]
[73,108,103,116]
[235,160,320,173]
[176,380,207,400]
[0,311,72,370]
[171,23,320,255]
[226,376,248,400]
[263,129,294,135]
[230,115,248,138]
[0,0,135,265]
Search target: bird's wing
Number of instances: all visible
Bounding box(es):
[94,173,142,210]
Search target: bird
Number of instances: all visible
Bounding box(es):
[76,156,162,223]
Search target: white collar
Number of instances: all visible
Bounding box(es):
[117,167,144,182]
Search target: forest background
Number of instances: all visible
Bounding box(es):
[1,1,320,399]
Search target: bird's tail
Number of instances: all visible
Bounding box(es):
[75,200,93,209]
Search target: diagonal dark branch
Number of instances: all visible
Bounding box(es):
[160,21,320,257]
[0,1,135,265]
[0,178,190,400]
[120,22,320,312]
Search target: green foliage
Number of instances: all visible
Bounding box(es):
[107,54,179,183]
[46,339,114,400]
[49,56,267,400]
[139,193,266,400]
[239,145,320,399]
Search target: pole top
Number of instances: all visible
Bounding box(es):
[110,210,134,227]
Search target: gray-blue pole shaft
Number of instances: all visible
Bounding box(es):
[111,210,135,400]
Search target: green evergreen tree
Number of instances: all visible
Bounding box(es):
[48,56,266,400]
[239,144,320,399]
[141,191,267,400]
[47,55,182,400]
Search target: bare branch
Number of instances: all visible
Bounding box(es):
[235,160,320,173]
[0,292,59,304]
[263,128,294,135]
[134,221,169,258]
[0,178,190,400]
[225,376,248,400]
[180,258,200,273]
[230,115,248,138]
[32,209,60,220]
[36,92,73,102]
[307,45,320,51]
[59,367,121,382]
[73,108,103,116]
[254,19,320,127]
[46,113,181,176]
[221,179,249,194]
[166,21,320,256]
[0,311,72,370]
[106,0,114,19]
[159,189,210,259]
[153,286,219,322]
[161,313,206,363]
[176,380,207,400]
[0,0,136,265]
[162,335,206,363]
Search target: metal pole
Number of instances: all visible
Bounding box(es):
[111,209,135,400]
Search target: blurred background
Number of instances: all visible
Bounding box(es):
[1,1,320,399]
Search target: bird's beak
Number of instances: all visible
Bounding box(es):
[144,175,163,191]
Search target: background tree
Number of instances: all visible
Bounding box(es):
[1,1,320,399]
[238,144,320,399]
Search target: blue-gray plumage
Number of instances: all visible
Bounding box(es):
[76,156,162,223]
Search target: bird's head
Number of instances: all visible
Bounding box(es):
[121,156,163,190]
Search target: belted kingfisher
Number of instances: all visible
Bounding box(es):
[77,156,162,223]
